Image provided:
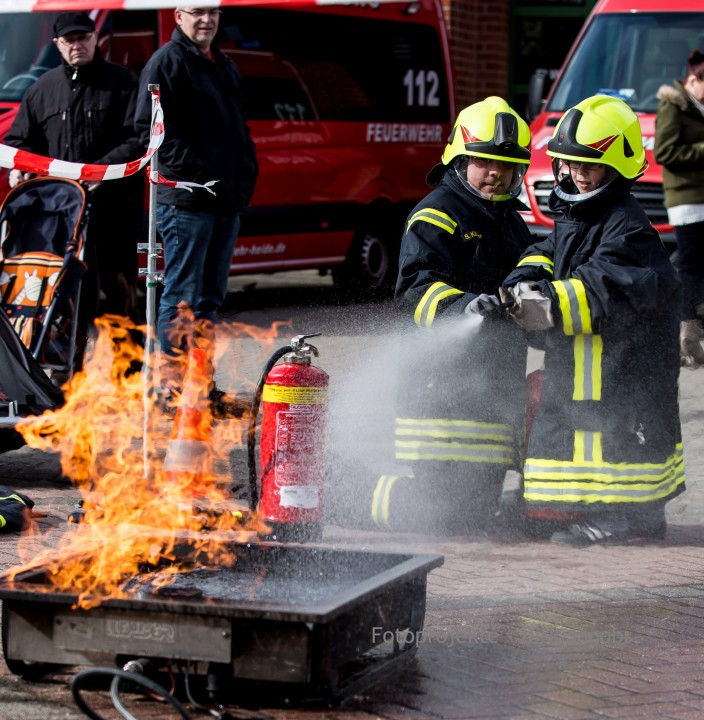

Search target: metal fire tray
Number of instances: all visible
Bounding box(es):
[0,541,443,703]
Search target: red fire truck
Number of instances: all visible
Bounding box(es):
[521,0,704,248]
[0,1,456,296]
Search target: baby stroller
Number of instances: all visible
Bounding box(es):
[0,176,89,442]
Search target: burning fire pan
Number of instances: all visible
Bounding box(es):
[0,541,443,703]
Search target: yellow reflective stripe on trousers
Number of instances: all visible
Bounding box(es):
[516,254,554,274]
[523,441,686,504]
[406,208,457,235]
[414,282,463,328]
[396,417,512,440]
[394,417,515,464]
[371,474,400,529]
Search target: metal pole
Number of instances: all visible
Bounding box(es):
[140,84,162,480]
[0,220,7,259]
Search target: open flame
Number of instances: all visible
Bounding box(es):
[10,311,288,609]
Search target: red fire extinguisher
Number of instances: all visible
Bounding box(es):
[248,333,328,542]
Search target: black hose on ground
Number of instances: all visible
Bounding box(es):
[70,666,192,720]
[246,344,292,511]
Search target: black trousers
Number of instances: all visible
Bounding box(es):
[673,220,704,320]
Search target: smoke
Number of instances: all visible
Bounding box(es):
[323,312,487,532]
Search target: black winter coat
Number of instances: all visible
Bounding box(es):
[4,50,142,166]
[134,28,258,212]
[503,177,685,512]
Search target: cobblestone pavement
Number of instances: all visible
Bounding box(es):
[0,289,701,719]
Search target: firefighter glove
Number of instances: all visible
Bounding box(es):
[466,293,504,319]
[503,282,555,331]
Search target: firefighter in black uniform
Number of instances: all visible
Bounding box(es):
[502,95,685,544]
[366,97,533,534]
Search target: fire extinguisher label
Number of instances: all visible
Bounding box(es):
[262,385,327,404]
[272,407,325,508]
[280,486,319,508]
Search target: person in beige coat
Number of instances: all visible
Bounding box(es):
[654,49,704,366]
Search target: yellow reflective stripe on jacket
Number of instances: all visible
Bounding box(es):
[552,279,601,401]
[394,417,515,464]
[406,208,457,235]
[553,279,592,335]
[523,441,685,504]
[573,333,602,401]
[414,281,463,327]
[371,474,401,529]
[573,430,603,463]
[516,254,554,275]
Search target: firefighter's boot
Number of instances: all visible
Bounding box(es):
[680,320,704,367]
[370,471,502,536]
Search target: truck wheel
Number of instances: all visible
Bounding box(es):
[332,228,396,301]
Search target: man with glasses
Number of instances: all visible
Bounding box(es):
[4,11,145,328]
[134,7,258,415]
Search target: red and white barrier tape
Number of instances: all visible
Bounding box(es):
[0,0,387,13]
[0,88,161,181]
[154,173,218,195]
[0,87,216,193]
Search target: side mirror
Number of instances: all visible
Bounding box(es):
[526,68,556,123]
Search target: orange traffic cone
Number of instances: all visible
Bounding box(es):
[163,347,213,496]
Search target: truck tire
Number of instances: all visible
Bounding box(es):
[332,225,398,301]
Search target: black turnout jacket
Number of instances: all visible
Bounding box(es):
[396,169,533,321]
[392,169,532,475]
[134,27,258,213]
[503,176,685,512]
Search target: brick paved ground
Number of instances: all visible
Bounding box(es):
[0,309,701,719]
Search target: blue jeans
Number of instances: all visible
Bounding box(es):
[156,204,240,358]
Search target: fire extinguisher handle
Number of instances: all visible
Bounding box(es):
[291,332,321,351]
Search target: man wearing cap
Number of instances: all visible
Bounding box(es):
[4,11,145,327]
